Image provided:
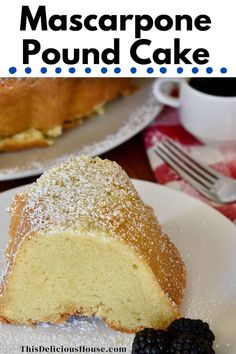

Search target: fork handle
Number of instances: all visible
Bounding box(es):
[153,78,180,108]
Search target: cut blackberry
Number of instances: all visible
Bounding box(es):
[170,334,215,354]
[132,328,169,354]
[167,318,215,344]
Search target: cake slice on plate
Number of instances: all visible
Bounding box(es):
[0,156,186,332]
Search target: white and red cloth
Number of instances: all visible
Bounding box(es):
[143,106,236,223]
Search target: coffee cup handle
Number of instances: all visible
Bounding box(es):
[153,78,180,108]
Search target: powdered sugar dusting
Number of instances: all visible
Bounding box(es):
[77,96,158,156]
[11,156,145,240]
[0,317,133,354]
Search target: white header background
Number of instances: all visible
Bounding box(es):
[0,0,235,77]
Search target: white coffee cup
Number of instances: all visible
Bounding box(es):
[153,78,236,147]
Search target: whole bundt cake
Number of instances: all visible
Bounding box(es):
[0,78,133,151]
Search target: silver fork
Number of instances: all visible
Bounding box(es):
[154,138,236,204]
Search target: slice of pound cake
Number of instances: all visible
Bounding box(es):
[0,156,186,332]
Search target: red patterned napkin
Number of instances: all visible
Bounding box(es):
[143,106,236,223]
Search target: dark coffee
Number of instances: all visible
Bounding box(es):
[189,78,236,97]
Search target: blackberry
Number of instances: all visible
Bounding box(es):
[170,334,215,354]
[132,328,169,354]
[167,318,215,344]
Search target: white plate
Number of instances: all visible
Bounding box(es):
[0,180,236,353]
[0,79,161,181]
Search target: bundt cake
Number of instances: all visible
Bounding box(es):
[0,156,186,332]
[0,78,133,152]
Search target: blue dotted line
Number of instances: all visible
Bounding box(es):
[160,67,167,74]
[101,67,107,74]
[25,67,31,74]
[147,67,154,74]
[9,67,17,74]
[114,67,121,74]
[206,67,213,74]
[7,66,229,75]
[41,67,47,74]
[177,67,183,74]
[55,67,61,74]
[220,67,227,74]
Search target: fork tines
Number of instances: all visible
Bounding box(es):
[155,138,219,191]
